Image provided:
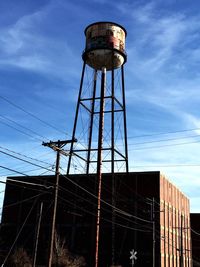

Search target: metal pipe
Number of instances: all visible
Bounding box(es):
[111,63,116,266]
[95,67,106,267]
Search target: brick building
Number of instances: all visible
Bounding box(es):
[160,175,191,266]
[0,171,192,266]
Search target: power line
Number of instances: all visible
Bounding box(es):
[3,159,147,230]
[77,130,200,151]
[128,134,200,146]
[7,164,152,230]
[0,95,68,136]
[2,165,152,230]
[0,114,49,142]
[84,125,200,142]
[60,173,153,224]
[191,228,200,236]
[0,180,51,195]
[56,181,152,229]
[130,164,200,168]
[128,127,200,139]
[0,145,53,168]
[0,153,55,176]
[129,139,200,150]
[1,153,153,227]
[0,148,193,230]
[84,172,152,211]
[0,119,42,142]
[7,178,53,190]
[1,168,194,256]
[58,194,151,233]
[0,191,48,210]
[1,195,39,266]
[0,166,54,177]
[0,165,28,176]
[0,164,55,188]
[0,146,194,238]
[0,149,53,172]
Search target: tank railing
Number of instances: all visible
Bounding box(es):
[82,47,127,59]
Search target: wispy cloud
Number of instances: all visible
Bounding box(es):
[0,2,81,82]
[119,2,200,140]
[119,1,200,80]
[1,0,200,212]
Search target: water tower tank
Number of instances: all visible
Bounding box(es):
[82,22,127,70]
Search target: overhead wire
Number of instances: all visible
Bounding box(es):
[0,116,69,174]
[0,165,28,177]
[84,172,154,212]
[191,228,200,236]
[58,194,151,233]
[0,119,42,142]
[0,145,53,167]
[56,180,152,230]
[0,150,154,227]
[7,178,53,190]
[130,163,200,168]
[3,84,198,152]
[10,154,152,231]
[0,141,155,225]
[0,95,88,173]
[0,95,68,136]
[0,149,54,173]
[0,180,51,195]
[143,195,194,255]
[0,166,53,177]
[1,74,197,255]
[128,133,200,147]
[129,139,200,151]
[22,200,54,249]
[128,127,200,139]
[60,172,153,224]
[0,163,56,197]
[0,143,197,244]
[2,166,149,230]
[0,165,195,259]
[1,195,39,266]
[0,145,194,228]
[142,204,192,257]
[0,191,49,210]
[0,114,49,142]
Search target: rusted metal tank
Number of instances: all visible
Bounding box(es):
[82,22,127,70]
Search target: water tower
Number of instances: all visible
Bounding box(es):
[67,21,128,175]
[67,22,128,267]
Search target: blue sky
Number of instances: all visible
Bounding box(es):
[1,0,200,212]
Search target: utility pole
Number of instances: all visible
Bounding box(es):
[148,197,164,267]
[174,214,190,267]
[151,198,156,267]
[32,202,43,267]
[180,214,183,267]
[42,139,77,267]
